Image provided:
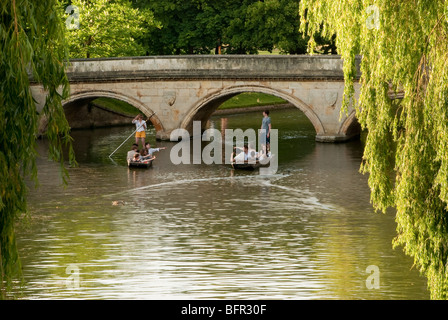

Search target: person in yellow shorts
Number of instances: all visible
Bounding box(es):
[132,114,147,148]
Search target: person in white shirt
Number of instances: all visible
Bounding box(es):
[233,144,252,163]
[144,142,166,159]
[132,114,147,148]
[127,144,139,162]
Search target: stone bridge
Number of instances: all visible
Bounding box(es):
[31,55,361,142]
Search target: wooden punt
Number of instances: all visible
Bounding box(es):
[231,162,260,170]
[127,157,154,168]
[230,155,274,171]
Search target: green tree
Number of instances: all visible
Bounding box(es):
[300,0,448,299]
[135,0,332,55]
[133,0,230,55]
[224,0,311,54]
[220,0,261,54]
[0,0,75,297]
[64,0,157,58]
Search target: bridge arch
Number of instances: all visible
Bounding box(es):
[339,109,361,139]
[62,90,165,133]
[181,85,325,136]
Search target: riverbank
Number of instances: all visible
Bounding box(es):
[63,99,291,131]
[212,103,294,115]
[83,93,293,125]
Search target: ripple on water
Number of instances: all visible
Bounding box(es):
[17,111,429,299]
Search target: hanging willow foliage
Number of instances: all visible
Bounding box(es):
[0,0,75,297]
[300,1,448,299]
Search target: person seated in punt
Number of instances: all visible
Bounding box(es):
[139,147,156,161]
[144,142,166,157]
[231,144,255,163]
[132,153,142,163]
[140,147,149,158]
[234,144,257,156]
[127,144,139,162]
[257,143,271,162]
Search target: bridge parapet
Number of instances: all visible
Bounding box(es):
[63,55,361,82]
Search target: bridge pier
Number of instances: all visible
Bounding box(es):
[315,133,360,143]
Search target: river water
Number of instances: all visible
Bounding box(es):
[17,108,429,299]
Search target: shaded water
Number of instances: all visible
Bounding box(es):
[17,108,429,299]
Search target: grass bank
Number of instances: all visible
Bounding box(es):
[90,92,289,116]
[91,97,140,116]
[218,92,287,110]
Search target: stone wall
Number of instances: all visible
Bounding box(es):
[60,55,360,81]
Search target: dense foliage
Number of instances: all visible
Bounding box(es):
[300,0,448,299]
[63,0,157,58]
[132,0,336,55]
[62,0,336,57]
[0,0,75,297]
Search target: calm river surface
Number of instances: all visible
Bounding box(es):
[17,108,429,299]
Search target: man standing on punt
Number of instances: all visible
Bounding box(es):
[261,110,272,152]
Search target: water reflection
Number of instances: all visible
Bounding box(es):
[17,108,429,299]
